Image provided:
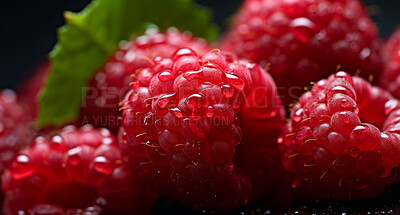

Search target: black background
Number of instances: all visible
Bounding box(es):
[0,0,399,89]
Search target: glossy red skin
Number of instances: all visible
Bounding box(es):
[120,49,285,212]
[280,72,400,200]
[220,0,381,106]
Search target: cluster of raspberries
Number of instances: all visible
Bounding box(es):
[3,0,400,214]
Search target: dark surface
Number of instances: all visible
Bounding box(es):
[0,0,400,89]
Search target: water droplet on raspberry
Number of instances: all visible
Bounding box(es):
[327,79,356,100]
[157,94,174,109]
[333,71,354,85]
[340,98,351,108]
[331,111,361,135]
[158,71,174,82]
[225,73,245,91]
[202,65,226,84]
[93,156,113,175]
[186,94,207,112]
[328,93,358,114]
[102,137,114,145]
[221,85,235,98]
[173,56,201,74]
[206,106,214,117]
[183,70,203,81]
[310,104,330,127]
[350,124,380,151]
[291,178,301,189]
[153,58,174,74]
[50,135,65,151]
[348,147,360,158]
[67,147,82,166]
[170,108,183,118]
[201,52,228,69]
[290,17,316,43]
[385,99,400,115]
[293,108,304,122]
[268,110,278,118]
[173,48,197,60]
[10,154,35,179]
[173,74,200,97]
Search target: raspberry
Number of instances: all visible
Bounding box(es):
[2,125,157,215]
[119,49,284,211]
[81,27,211,133]
[220,0,381,106]
[279,71,400,200]
[19,61,50,119]
[0,90,35,174]
[379,29,400,98]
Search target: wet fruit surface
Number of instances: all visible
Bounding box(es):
[280,71,400,200]
[120,48,284,212]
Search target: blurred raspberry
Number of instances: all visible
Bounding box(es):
[2,125,157,215]
[221,0,381,106]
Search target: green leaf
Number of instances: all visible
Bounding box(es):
[37,0,218,128]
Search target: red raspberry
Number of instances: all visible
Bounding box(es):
[2,125,157,215]
[220,0,381,106]
[279,71,400,200]
[19,61,50,119]
[81,27,211,133]
[0,90,35,174]
[379,29,400,98]
[119,49,284,211]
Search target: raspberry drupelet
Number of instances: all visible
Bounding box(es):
[2,125,157,215]
[280,71,400,200]
[81,27,211,133]
[119,48,285,212]
[220,0,381,106]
